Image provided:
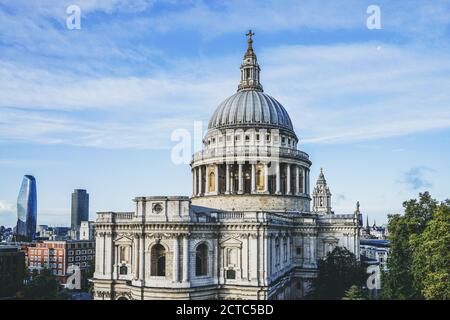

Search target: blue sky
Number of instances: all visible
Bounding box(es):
[0,0,449,227]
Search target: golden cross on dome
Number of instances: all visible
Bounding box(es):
[246,30,255,40]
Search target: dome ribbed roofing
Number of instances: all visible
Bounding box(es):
[207,90,294,132]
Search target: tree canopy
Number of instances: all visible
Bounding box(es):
[22,269,60,300]
[382,192,449,300]
[308,246,366,300]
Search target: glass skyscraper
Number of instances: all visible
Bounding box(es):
[16,175,37,241]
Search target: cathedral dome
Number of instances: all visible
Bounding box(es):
[208,90,294,131]
[207,30,295,135]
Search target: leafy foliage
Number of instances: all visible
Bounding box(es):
[308,246,366,300]
[22,269,60,300]
[342,285,366,300]
[410,201,450,299]
[381,192,449,300]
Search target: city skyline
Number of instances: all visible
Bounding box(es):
[1,0,450,227]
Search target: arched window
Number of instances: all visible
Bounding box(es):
[209,171,215,192]
[195,243,208,276]
[256,167,264,190]
[150,244,166,276]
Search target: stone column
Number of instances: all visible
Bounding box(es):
[225,163,230,194]
[286,164,292,195]
[198,166,203,196]
[182,236,189,282]
[139,235,145,282]
[295,166,300,195]
[242,234,249,279]
[302,168,307,194]
[251,163,256,194]
[214,163,219,194]
[105,233,113,278]
[193,167,197,196]
[310,235,316,266]
[173,236,179,282]
[133,236,139,279]
[263,162,269,193]
[306,169,310,194]
[94,232,103,276]
[275,162,281,195]
[263,235,269,286]
[238,163,244,194]
[287,236,291,262]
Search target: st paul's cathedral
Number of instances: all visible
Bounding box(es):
[92,32,363,300]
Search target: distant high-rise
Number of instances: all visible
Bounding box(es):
[16,175,37,241]
[71,189,89,231]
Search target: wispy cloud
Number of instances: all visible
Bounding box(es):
[0,200,15,215]
[401,166,435,190]
[3,42,450,149]
[1,2,450,150]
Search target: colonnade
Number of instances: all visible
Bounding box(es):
[192,162,310,196]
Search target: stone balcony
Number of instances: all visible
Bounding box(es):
[96,212,134,223]
[96,209,308,225]
[191,145,310,163]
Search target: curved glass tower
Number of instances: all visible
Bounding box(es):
[16,175,37,241]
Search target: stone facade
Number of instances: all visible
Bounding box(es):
[92,32,362,300]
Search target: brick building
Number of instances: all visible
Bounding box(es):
[27,240,95,283]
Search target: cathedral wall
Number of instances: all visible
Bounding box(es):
[191,194,310,212]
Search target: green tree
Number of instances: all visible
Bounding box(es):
[22,269,59,300]
[308,247,366,300]
[342,285,366,300]
[410,201,450,299]
[81,263,95,292]
[381,192,437,300]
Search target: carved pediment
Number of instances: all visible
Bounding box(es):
[114,235,133,244]
[322,235,339,244]
[220,237,242,248]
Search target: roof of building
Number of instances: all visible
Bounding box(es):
[360,239,390,247]
[208,90,294,132]
[207,31,295,135]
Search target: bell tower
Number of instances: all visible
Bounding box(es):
[312,168,333,214]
